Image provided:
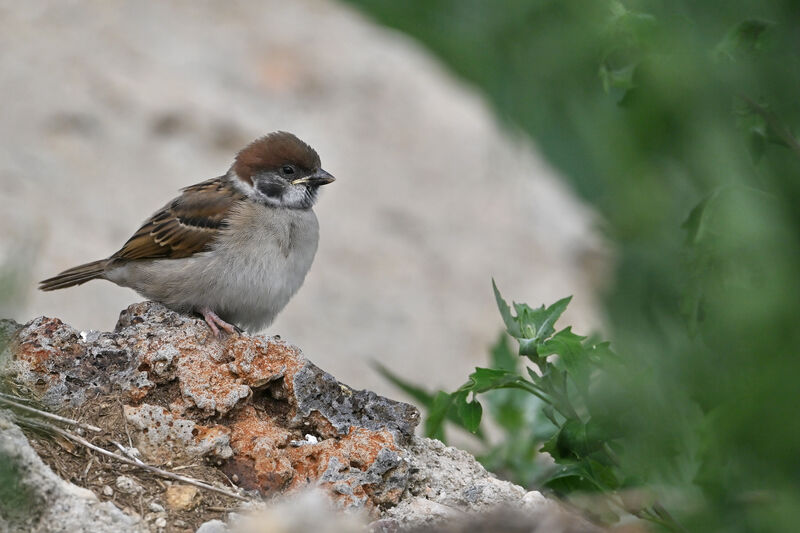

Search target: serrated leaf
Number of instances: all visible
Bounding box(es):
[532,297,573,342]
[493,284,573,355]
[458,398,483,433]
[464,367,521,393]
[586,340,618,364]
[492,279,521,337]
[538,327,586,358]
[540,327,591,394]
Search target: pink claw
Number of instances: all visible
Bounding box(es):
[200,308,237,336]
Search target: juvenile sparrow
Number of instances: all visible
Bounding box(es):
[40,131,335,335]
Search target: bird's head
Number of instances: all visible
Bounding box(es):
[230,131,335,209]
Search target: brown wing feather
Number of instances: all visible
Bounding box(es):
[111,177,245,262]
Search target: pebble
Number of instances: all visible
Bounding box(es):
[115,475,143,494]
[165,484,200,511]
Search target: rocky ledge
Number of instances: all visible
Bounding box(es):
[0,302,596,532]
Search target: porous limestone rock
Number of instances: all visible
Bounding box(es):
[0,302,596,532]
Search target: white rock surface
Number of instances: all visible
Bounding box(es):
[0,0,604,397]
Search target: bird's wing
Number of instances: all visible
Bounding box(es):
[111,177,246,262]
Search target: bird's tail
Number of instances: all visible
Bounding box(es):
[39,259,108,291]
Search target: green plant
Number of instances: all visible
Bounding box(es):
[381,283,682,529]
[350,1,800,530]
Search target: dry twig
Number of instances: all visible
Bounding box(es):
[13,415,250,502]
[0,392,102,433]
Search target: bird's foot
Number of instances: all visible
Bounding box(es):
[200,307,237,337]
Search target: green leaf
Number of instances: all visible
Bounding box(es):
[539,327,586,358]
[542,404,559,427]
[543,461,619,494]
[492,279,521,337]
[425,391,453,441]
[713,19,775,63]
[458,398,483,433]
[540,427,563,460]
[540,327,591,394]
[530,297,572,342]
[375,362,489,442]
[493,282,572,346]
[681,191,716,246]
[585,458,621,491]
[543,465,599,494]
[463,367,521,393]
[543,419,609,462]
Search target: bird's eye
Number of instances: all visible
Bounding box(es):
[281,165,295,175]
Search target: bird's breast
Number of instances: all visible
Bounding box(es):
[208,204,320,328]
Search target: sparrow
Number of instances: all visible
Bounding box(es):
[39,131,335,335]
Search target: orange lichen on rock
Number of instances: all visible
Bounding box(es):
[2,302,419,513]
[11,317,84,373]
[226,334,305,392]
[226,404,406,511]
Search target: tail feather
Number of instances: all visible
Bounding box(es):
[39,259,108,291]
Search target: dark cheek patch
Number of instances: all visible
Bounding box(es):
[257,182,284,198]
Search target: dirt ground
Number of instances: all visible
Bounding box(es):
[20,392,239,533]
[0,0,606,400]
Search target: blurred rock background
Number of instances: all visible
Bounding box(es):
[0,0,603,396]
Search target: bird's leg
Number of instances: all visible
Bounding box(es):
[200,307,237,336]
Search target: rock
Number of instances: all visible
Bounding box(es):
[164,484,200,512]
[195,519,228,533]
[2,302,419,513]
[0,302,595,531]
[116,475,144,495]
[123,403,233,464]
[0,411,144,533]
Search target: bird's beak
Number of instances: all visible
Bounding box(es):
[292,169,335,186]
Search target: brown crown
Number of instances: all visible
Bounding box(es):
[232,132,321,184]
